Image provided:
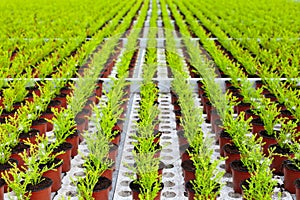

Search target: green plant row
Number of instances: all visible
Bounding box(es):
[0,0,125,78]
[1,0,145,198]
[172,0,300,143]
[183,0,300,79]
[161,0,226,199]
[164,0,286,198]
[74,0,148,198]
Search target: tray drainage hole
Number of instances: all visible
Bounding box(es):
[162,148,173,153]
[161,141,171,146]
[162,131,171,134]
[161,126,171,129]
[276,191,287,198]
[164,181,175,187]
[89,125,95,128]
[162,112,170,115]
[126,148,133,152]
[162,136,172,140]
[66,191,77,197]
[162,156,174,160]
[214,149,220,153]
[224,173,232,178]
[118,191,132,197]
[120,180,130,186]
[163,172,175,178]
[124,163,135,169]
[162,191,176,198]
[70,181,76,187]
[83,149,89,153]
[123,172,134,177]
[125,155,134,160]
[74,171,85,177]
[228,192,242,198]
[226,181,233,188]
[219,164,225,169]
[77,163,85,168]
[164,164,174,169]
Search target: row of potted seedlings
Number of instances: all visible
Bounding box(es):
[0,0,149,198]
[162,1,300,198]
[164,0,300,198]
[160,1,226,199]
[123,1,166,199]
[0,0,130,79]
[73,0,154,198]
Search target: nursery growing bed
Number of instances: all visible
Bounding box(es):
[1,0,300,199]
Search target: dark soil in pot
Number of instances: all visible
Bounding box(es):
[10,142,30,168]
[11,142,29,154]
[130,181,164,200]
[93,176,112,192]
[53,142,73,154]
[26,176,53,192]
[185,180,219,200]
[0,158,18,172]
[19,129,40,144]
[47,99,62,108]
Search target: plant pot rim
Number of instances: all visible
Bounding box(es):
[26,176,53,193]
[53,142,73,153]
[223,143,240,155]
[129,180,164,193]
[0,158,18,171]
[11,142,30,154]
[39,157,63,170]
[269,144,293,155]
[230,160,248,172]
[259,130,278,139]
[283,160,300,172]
[185,179,220,194]
[93,176,112,192]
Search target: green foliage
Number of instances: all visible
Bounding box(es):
[275,120,299,149]
[0,124,12,164]
[190,137,224,199]
[242,156,277,199]
[3,135,62,199]
[252,99,281,135]
[49,108,76,145]
[129,152,162,200]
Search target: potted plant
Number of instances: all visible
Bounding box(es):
[186,137,225,200]
[3,136,62,200]
[230,133,264,194]
[49,108,76,172]
[241,156,278,199]
[128,152,163,200]
[0,124,18,184]
[76,120,113,200]
[252,99,282,155]
[283,141,300,193]
[270,120,298,175]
